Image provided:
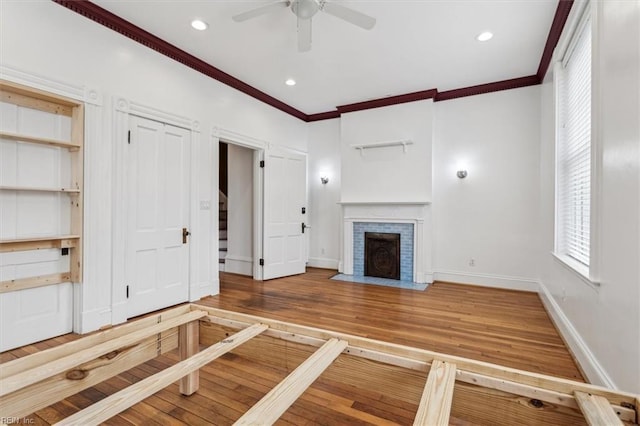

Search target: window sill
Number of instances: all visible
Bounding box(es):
[552,252,600,290]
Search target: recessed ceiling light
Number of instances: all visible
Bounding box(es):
[476,31,494,42]
[191,19,208,31]
[285,79,296,86]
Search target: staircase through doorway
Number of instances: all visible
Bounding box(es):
[219,196,228,270]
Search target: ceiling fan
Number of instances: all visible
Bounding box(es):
[232,0,376,52]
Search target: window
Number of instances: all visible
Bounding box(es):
[556,12,592,272]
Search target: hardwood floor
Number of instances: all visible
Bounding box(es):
[2,268,585,425]
[204,268,583,380]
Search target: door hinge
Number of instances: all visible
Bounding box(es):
[259,258,264,266]
[127,130,131,144]
[259,160,265,168]
[126,285,129,299]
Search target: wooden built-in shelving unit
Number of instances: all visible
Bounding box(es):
[0,80,84,292]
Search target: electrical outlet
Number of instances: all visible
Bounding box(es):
[200,200,211,210]
[321,248,325,255]
[469,258,475,267]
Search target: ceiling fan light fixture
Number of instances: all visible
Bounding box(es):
[191,19,208,31]
[476,31,494,42]
[292,0,320,19]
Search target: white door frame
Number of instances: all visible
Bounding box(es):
[212,126,309,281]
[212,127,266,281]
[112,98,200,325]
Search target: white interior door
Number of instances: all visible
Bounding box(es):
[263,147,307,280]
[126,116,190,318]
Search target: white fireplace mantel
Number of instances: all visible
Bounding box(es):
[339,202,433,284]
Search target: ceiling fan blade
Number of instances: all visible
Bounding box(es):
[298,16,312,52]
[232,1,291,22]
[320,1,376,30]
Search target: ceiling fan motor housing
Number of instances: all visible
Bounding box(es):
[292,0,320,19]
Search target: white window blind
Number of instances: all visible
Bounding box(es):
[557,16,591,267]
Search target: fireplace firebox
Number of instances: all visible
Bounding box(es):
[364,232,401,280]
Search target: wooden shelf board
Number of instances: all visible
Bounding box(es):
[0,235,80,253]
[0,186,80,193]
[0,131,80,150]
[1,81,80,117]
[0,272,72,294]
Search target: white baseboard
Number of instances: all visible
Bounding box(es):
[190,280,219,301]
[308,257,339,270]
[415,271,434,284]
[111,300,128,327]
[433,270,539,292]
[76,306,113,334]
[538,282,617,389]
[224,255,253,276]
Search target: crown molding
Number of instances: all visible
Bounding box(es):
[537,0,575,81]
[434,75,541,102]
[52,0,307,122]
[53,0,573,122]
[336,89,438,114]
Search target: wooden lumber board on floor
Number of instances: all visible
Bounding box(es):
[413,360,457,425]
[2,303,639,425]
[574,391,624,426]
[234,338,348,425]
[0,304,191,379]
[0,330,179,419]
[0,310,206,397]
[196,305,638,424]
[199,321,590,425]
[179,320,200,396]
[55,323,268,426]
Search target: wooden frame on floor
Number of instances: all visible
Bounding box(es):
[1,304,638,425]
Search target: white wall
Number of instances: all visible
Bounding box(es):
[0,1,307,333]
[225,144,254,276]
[433,86,542,289]
[308,90,543,290]
[307,119,341,269]
[538,1,640,393]
[340,101,433,203]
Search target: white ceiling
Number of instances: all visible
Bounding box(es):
[92,0,557,114]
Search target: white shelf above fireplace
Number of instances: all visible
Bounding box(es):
[351,139,413,154]
[338,201,431,205]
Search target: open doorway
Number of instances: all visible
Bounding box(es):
[218,141,255,276]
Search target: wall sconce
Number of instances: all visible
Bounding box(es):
[457,170,468,179]
[320,175,329,185]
